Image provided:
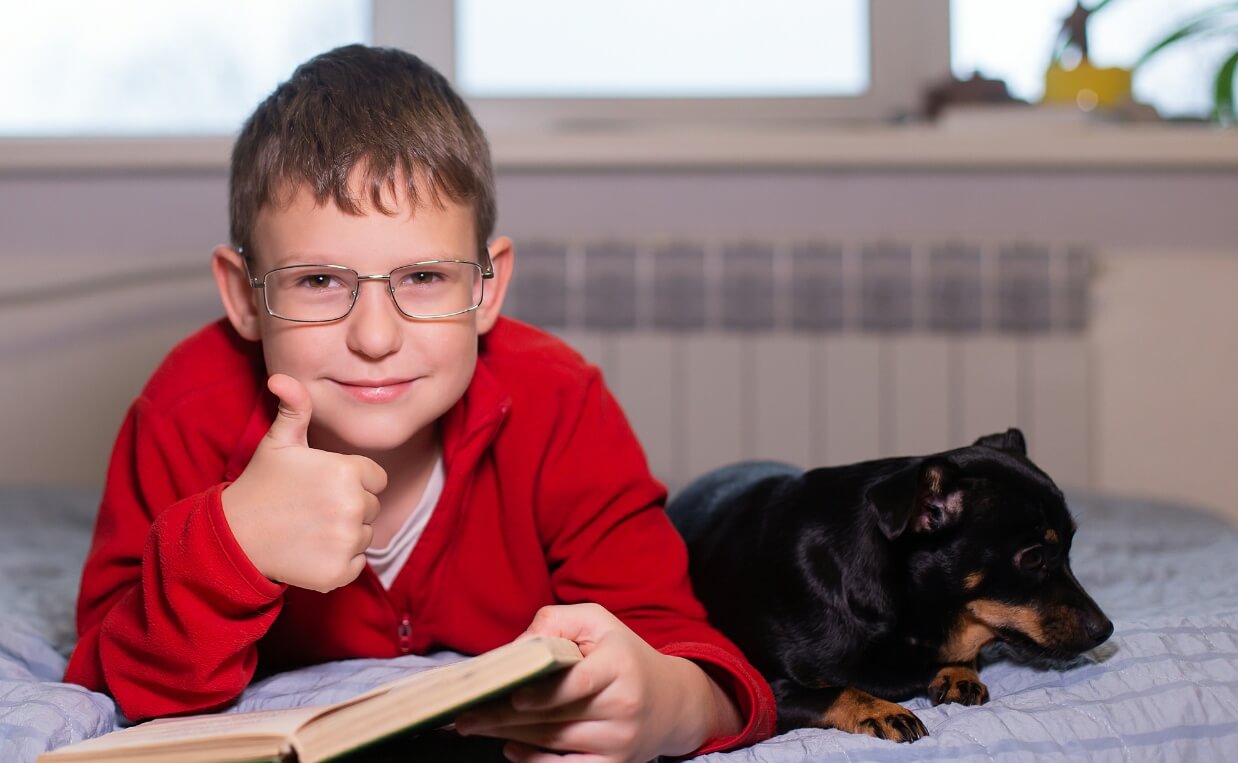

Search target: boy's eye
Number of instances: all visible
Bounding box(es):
[400,270,445,287]
[295,273,345,289]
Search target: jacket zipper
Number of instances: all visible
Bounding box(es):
[397,613,413,654]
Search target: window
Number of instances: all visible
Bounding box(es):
[2,0,1227,140]
[380,0,950,128]
[951,0,1233,120]
[0,0,370,136]
[454,0,868,98]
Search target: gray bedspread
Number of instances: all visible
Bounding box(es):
[3,486,1236,762]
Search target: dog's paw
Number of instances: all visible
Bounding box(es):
[824,688,928,743]
[929,665,990,706]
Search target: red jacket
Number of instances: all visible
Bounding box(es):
[66,317,775,753]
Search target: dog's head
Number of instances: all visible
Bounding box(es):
[866,428,1113,659]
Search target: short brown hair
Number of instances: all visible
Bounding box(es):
[229,44,495,256]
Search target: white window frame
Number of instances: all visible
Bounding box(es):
[374,0,951,128]
[7,1,1234,171]
[26,0,1144,172]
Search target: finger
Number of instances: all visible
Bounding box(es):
[523,603,615,652]
[465,718,615,753]
[458,694,597,732]
[356,522,374,553]
[351,455,388,496]
[503,739,608,763]
[356,490,382,527]
[265,374,312,447]
[511,662,606,712]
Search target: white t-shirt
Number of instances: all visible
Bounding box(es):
[364,455,445,589]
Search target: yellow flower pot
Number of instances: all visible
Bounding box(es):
[1044,59,1133,110]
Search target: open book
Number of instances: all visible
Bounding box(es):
[38,636,582,763]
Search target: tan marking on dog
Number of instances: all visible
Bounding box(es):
[1045,529,1059,543]
[822,687,919,736]
[934,664,981,685]
[964,571,984,591]
[966,599,1048,647]
[939,611,997,662]
[930,664,989,705]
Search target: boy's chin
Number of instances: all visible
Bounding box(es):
[313,420,435,456]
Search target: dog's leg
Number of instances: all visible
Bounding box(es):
[928,662,989,706]
[771,679,928,742]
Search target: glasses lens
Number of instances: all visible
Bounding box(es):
[390,262,483,318]
[265,265,357,321]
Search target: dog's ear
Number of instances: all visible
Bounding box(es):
[867,458,965,539]
[973,427,1027,456]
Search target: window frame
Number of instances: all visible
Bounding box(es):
[42,0,1222,172]
[374,0,951,128]
[0,0,950,165]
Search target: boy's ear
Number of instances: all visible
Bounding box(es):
[475,235,514,336]
[211,245,263,341]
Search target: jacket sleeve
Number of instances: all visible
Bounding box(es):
[533,370,777,754]
[64,397,285,721]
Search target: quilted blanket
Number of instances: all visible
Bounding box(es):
[4,486,1237,762]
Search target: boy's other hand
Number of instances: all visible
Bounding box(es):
[454,603,743,763]
[222,373,387,593]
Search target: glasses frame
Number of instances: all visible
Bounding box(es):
[241,249,496,323]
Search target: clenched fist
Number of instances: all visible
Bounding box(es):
[222,373,387,592]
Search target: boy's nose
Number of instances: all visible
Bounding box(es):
[345,281,403,359]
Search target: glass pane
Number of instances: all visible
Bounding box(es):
[456,0,869,98]
[1,0,371,136]
[951,0,1232,119]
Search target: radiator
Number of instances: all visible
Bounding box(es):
[503,239,1093,493]
[0,242,1093,491]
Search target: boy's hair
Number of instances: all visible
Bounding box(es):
[229,44,495,256]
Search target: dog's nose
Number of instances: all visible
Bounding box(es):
[1085,615,1114,647]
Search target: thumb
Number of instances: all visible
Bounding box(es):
[265,373,312,447]
[522,603,616,655]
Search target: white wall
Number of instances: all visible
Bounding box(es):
[1,162,1235,523]
[1092,251,1238,524]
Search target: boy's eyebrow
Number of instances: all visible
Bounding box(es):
[262,249,482,270]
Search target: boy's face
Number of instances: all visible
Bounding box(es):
[213,182,511,457]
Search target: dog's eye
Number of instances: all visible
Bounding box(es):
[1015,545,1045,572]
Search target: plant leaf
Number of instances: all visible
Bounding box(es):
[1214,48,1238,124]
[1133,4,1238,70]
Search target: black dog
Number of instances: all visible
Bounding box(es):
[667,428,1112,742]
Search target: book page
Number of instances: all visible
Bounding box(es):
[40,637,582,763]
[41,704,327,755]
[295,637,582,763]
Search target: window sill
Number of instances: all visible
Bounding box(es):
[1,122,1236,174]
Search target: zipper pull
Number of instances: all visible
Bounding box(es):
[397,614,413,654]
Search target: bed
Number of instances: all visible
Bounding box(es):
[4,485,1237,762]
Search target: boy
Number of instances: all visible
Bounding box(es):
[65,45,775,761]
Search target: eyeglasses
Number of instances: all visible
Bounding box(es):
[247,259,495,322]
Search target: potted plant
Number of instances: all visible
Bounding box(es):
[1050,0,1238,123]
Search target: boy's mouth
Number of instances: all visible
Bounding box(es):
[334,378,415,404]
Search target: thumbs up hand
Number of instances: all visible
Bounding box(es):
[222,374,388,593]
